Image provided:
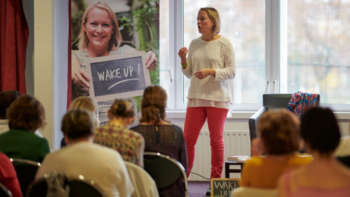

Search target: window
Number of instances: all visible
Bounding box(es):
[282,0,350,106]
[160,0,350,111]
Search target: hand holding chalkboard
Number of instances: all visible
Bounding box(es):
[86,51,151,101]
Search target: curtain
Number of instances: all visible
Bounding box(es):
[0,0,29,94]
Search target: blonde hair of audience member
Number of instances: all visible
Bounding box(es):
[252,108,300,157]
[139,85,170,125]
[277,107,350,196]
[7,95,45,133]
[61,109,95,145]
[108,99,136,129]
[69,96,99,126]
[240,109,310,189]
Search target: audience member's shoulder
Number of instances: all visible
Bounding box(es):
[0,152,9,160]
[290,154,313,164]
[245,156,263,166]
[167,124,183,131]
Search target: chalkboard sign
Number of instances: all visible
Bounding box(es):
[86,51,151,101]
[211,178,239,197]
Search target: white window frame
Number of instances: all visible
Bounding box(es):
[165,0,350,112]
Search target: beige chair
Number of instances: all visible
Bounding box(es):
[125,161,159,197]
[231,187,277,197]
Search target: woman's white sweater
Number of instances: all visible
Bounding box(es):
[182,36,236,104]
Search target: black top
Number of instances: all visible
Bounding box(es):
[131,124,188,197]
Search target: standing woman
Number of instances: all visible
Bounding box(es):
[178,7,235,195]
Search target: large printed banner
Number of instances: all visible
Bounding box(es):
[70,0,159,124]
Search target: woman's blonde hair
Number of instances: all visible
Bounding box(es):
[77,2,122,51]
[69,96,99,126]
[200,7,221,34]
[257,108,300,155]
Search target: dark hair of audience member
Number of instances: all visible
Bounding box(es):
[7,95,45,132]
[61,109,95,140]
[300,107,340,157]
[140,85,168,124]
[109,99,136,118]
[0,90,22,119]
[258,108,300,155]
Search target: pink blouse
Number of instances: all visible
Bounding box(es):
[284,170,350,197]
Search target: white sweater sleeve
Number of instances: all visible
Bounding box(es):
[181,42,193,79]
[214,40,236,81]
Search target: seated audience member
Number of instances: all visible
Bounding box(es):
[0,90,43,137]
[0,95,50,162]
[36,109,134,197]
[278,107,350,197]
[61,96,99,147]
[131,85,188,197]
[240,109,312,189]
[0,153,22,197]
[94,99,144,167]
[335,121,350,167]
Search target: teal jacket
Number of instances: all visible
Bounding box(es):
[0,129,50,163]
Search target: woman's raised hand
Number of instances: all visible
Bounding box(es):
[178,47,188,65]
[146,51,158,70]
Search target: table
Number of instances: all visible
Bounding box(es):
[225,161,245,178]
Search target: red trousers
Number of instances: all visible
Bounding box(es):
[184,107,228,179]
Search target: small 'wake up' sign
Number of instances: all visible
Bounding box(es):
[211,178,239,197]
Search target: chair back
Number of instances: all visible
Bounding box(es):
[0,183,12,197]
[263,93,320,109]
[10,159,40,196]
[143,152,188,196]
[27,173,107,197]
[249,93,320,141]
[263,94,293,109]
[125,161,159,197]
[231,187,277,197]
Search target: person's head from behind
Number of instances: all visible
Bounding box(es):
[257,108,300,155]
[300,107,340,158]
[198,7,221,35]
[69,96,99,123]
[108,99,136,128]
[78,2,122,52]
[140,85,168,124]
[61,109,95,145]
[0,90,22,119]
[7,95,45,133]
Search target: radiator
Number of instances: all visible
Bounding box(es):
[188,130,250,181]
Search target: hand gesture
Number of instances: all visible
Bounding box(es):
[194,69,215,80]
[178,47,188,59]
[146,51,158,70]
[178,47,188,65]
